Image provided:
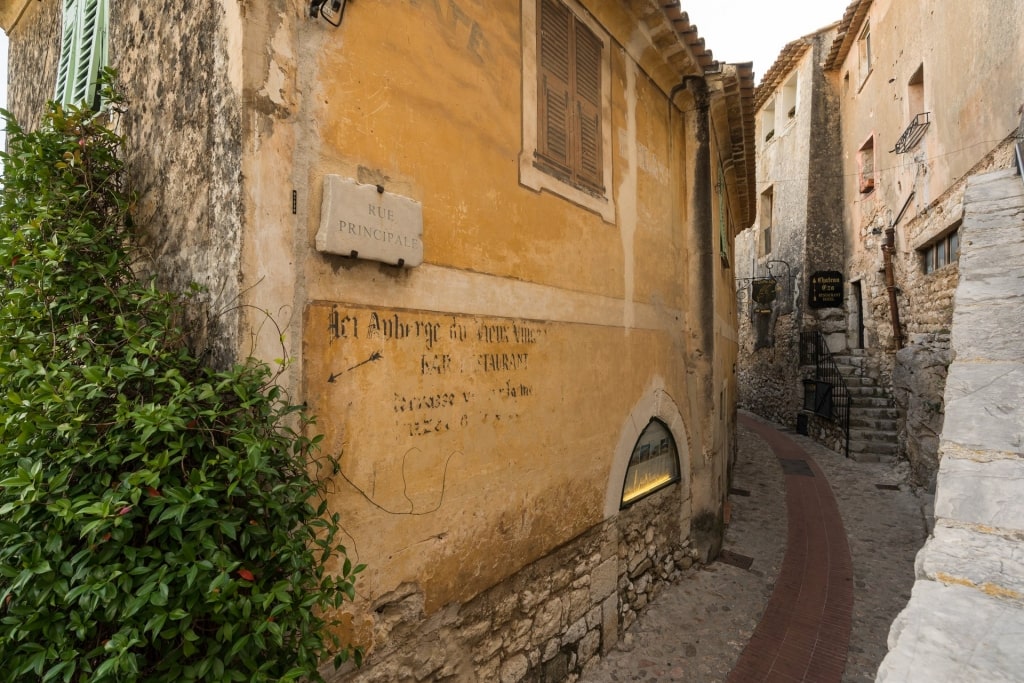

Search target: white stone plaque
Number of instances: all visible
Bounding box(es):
[315,175,423,267]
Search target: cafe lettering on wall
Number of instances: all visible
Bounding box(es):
[315,175,424,267]
[809,270,844,309]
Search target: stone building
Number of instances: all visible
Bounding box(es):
[738,0,1024,488]
[734,24,843,432]
[1,1,756,680]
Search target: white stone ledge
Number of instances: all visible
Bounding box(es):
[933,455,1024,531]
[918,523,1024,603]
[878,581,1024,682]
[941,362,1024,454]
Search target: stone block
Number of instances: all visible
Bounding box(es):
[562,616,587,646]
[878,581,1024,682]
[919,523,1024,601]
[601,595,618,654]
[542,637,560,662]
[577,628,601,664]
[590,558,618,602]
[941,362,1024,454]
[500,654,529,683]
[566,587,591,623]
[532,597,564,642]
[934,452,1024,531]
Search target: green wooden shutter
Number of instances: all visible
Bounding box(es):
[573,20,603,192]
[54,0,79,103]
[55,0,107,107]
[537,0,572,175]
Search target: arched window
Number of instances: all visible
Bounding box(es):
[620,419,680,507]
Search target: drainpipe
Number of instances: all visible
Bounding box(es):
[881,226,904,350]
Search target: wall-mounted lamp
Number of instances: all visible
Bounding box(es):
[310,0,349,27]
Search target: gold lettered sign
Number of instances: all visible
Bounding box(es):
[751,278,777,313]
[809,271,844,309]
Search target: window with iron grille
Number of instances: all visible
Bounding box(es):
[535,0,604,194]
[55,0,108,109]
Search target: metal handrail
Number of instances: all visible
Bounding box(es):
[1016,140,1024,190]
[801,331,852,458]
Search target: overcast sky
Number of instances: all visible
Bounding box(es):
[683,0,851,83]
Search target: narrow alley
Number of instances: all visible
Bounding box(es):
[584,411,931,682]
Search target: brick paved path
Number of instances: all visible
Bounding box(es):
[583,412,929,683]
[727,414,853,682]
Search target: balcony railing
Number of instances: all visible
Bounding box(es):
[891,112,931,154]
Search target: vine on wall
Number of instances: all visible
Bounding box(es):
[0,76,362,682]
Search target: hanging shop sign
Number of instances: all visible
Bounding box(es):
[751,278,777,313]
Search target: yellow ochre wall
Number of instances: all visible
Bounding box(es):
[236,0,735,640]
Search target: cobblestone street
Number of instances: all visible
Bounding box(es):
[583,411,931,682]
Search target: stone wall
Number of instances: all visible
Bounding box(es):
[878,167,1024,681]
[892,332,951,489]
[331,484,700,683]
[4,0,245,368]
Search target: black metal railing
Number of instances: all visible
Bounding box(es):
[800,331,851,458]
[1015,139,1024,190]
[891,112,931,154]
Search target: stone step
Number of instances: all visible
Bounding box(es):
[850,396,895,409]
[847,385,890,398]
[849,416,899,430]
[849,451,896,464]
[849,428,898,443]
[848,439,899,456]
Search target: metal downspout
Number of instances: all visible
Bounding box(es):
[882,227,904,350]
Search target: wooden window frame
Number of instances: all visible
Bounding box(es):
[55,0,108,108]
[858,21,872,85]
[521,0,614,222]
[921,224,961,274]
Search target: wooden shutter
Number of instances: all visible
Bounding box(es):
[72,0,107,107]
[537,0,572,175]
[573,20,603,191]
[54,0,79,103]
[55,0,107,107]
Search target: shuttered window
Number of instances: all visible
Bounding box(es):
[55,0,108,108]
[536,0,604,194]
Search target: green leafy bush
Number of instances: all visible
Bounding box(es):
[0,82,362,681]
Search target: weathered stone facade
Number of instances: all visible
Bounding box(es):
[1,1,756,679]
[5,0,245,367]
[740,0,1024,487]
[735,26,842,432]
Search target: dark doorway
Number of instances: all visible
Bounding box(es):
[851,280,865,349]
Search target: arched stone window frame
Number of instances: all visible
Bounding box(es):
[603,384,690,518]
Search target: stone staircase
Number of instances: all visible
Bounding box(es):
[832,349,899,463]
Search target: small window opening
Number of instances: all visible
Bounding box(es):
[621,420,680,507]
[781,73,798,120]
[908,64,924,118]
[859,136,875,193]
[761,98,776,143]
[760,186,774,256]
